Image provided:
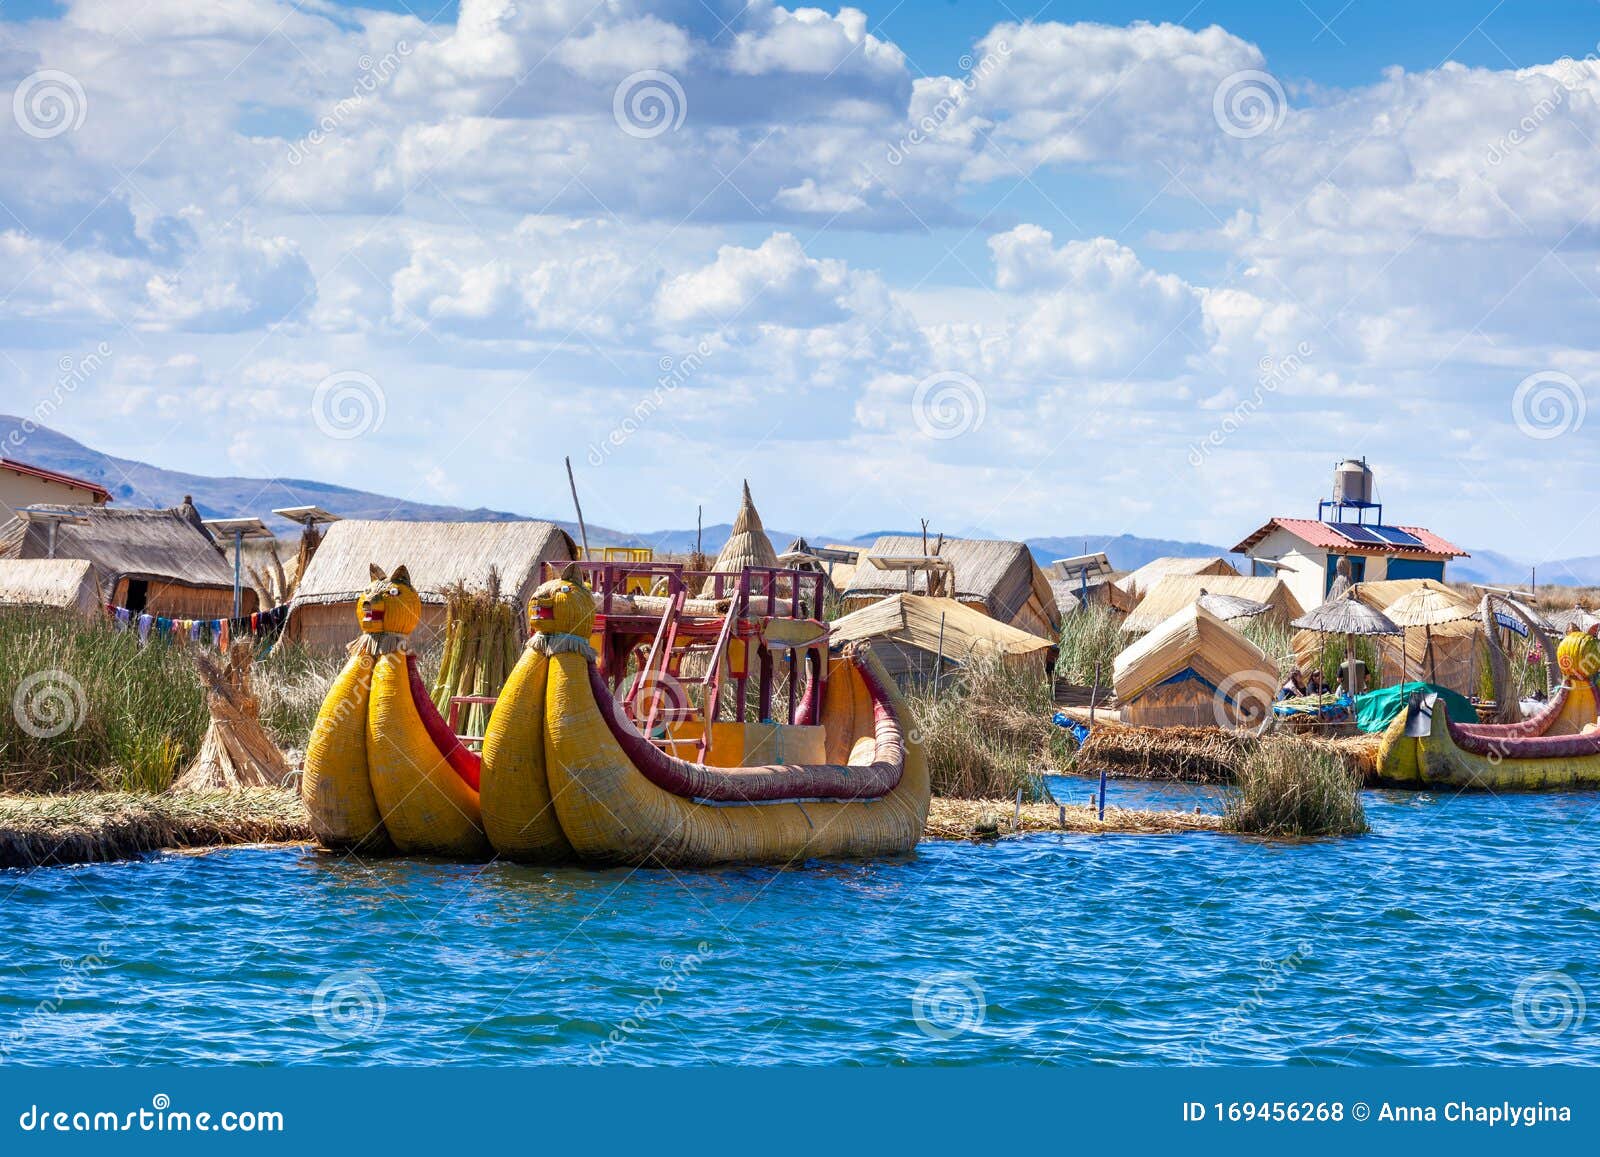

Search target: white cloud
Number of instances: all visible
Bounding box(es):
[2,6,1598,553]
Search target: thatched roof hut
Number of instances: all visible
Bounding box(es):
[842,535,1061,639]
[0,500,250,618]
[1123,574,1304,634]
[1116,556,1239,602]
[708,482,779,574]
[829,593,1055,684]
[1114,604,1274,728]
[0,558,102,616]
[285,519,576,650]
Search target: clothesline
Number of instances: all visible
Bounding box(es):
[105,602,290,650]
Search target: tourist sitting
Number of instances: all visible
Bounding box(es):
[1306,670,1329,696]
[1279,668,1307,701]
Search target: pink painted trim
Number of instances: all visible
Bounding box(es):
[406,652,482,791]
[1437,682,1600,760]
[793,650,824,726]
[584,656,903,803]
[1454,682,1573,742]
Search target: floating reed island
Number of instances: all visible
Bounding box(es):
[0,789,311,869]
[0,791,1232,869]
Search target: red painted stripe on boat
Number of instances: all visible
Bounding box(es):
[584,656,903,804]
[406,652,482,791]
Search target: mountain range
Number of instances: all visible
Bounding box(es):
[1,413,1590,588]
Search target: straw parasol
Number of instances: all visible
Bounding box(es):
[1292,589,1402,697]
[1384,586,1476,685]
[1550,604,1600,634]
[1196,587,1272,623]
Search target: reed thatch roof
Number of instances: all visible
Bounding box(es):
[1116,556,1239,600]
[708,481,779,575]
[829,593,1054,669]
[1050,580,1083,617]
[1114,603,1270,704]
[0,501,235,590]
[844,534,1060,635]
[0,558,101,614]
[290,519,576,609]
[1123,574,1304,634]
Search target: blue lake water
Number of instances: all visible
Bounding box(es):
[2,778,1597,1066]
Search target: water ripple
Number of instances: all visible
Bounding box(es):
[2,784,1598,1065]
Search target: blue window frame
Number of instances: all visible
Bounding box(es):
[1326,555,1367,594]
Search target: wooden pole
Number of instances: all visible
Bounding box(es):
[696,504,702,559]
[933,611,947,701]
[1090,659,1106,820]
[232,529,244,618]
[565,456,590,561]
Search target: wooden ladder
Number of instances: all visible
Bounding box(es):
[696,585,744,763]
[630,590,698,752]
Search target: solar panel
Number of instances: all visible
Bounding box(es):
[1370,526,1425,548]
[1329,523,1385,546]
[1328,523,1426,549]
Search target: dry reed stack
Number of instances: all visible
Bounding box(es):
[430,571,523,738]
[172,643,294,791]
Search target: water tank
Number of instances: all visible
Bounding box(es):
[1333,458,1373,506]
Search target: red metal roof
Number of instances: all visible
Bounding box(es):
[1233,517,1468,559]
[0,458,112,504]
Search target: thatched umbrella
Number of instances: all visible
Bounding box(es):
[1196,587,1272,623]
[1550,604,1600,634]
[1384,586,1475,685]
[1292,590,1402,697]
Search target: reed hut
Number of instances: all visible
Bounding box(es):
[1115,556,1239,602]
[828,593,1055,684]
[1113,604,1274,728]
[0,500,251,618]
[1123,574,1304,634]
[0,558,101,616]
[843,536,1061,639]
[285,519,576,651]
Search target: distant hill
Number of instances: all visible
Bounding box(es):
[3,414,1589,587]
[0,414,631,543]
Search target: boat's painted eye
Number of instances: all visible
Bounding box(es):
[389,586,400,596]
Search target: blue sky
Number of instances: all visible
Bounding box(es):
[1,0,1598,567]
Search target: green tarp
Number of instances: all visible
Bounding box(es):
[1355,682,1477,734]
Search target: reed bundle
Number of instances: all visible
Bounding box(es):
[430,571,522,738]
[1225,738,1369,837]
[171,643,293,791]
